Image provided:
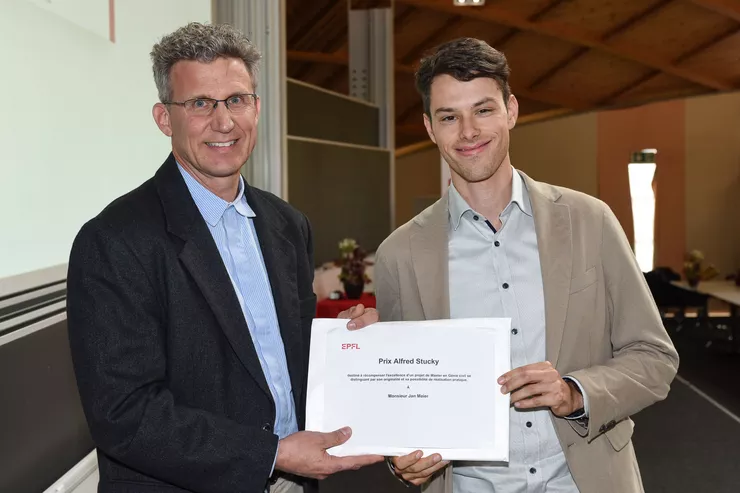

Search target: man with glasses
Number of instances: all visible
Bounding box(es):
[66,22,381,493]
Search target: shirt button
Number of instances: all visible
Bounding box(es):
[502,283,509,289]
[526,421,532,428]
[262,423,272,432]
[473,215,479,221]
[494,240,500,247]
[529,467,537,474]
[511,328,518,335]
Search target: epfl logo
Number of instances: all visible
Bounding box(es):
[341,343,361,350]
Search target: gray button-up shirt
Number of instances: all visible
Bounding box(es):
[448,168,580,492]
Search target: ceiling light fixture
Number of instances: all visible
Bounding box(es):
[455,0,486,5]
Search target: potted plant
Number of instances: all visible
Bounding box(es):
[682,249,718,288]
[336,238,372,299]
[683,250,703,288]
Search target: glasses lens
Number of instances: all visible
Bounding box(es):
[186,98,216,115]
[226,94,254,113]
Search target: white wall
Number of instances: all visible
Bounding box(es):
[0,0,211,280]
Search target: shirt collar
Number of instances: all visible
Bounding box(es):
[448,167,532,231]
[177,163,256,227]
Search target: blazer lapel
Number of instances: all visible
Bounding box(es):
[410,195,450,320]
[155,156,272,399]
[522,173,572,368]
[245,185,304,408]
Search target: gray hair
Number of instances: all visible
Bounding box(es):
[150,22,261,103]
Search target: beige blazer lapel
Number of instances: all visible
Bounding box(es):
[409,194,450,320]
[522,172,573,368]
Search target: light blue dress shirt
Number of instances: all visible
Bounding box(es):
[448,168,585,493]
[178,164,298,441]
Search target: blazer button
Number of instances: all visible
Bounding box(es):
[262,423,272,432]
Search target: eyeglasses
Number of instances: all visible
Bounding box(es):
[164,93,258,116]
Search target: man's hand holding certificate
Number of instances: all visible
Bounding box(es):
[306,318,511,462]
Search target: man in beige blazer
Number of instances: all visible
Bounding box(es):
[373,38,679,493]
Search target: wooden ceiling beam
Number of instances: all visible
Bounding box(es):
[400,16,465,64]
[395,0,732,90]
[690,0,740,22]
[597,70,661,106]
[490,29,520,50]
[514,87,584,111]
[517,108,574,124]
[601,0,673,42]
[393,63,587,110]
[674,25,740,64]
[528,0,671,91]
[287,52,587,109]
[400,21,519,66]
[396,140,435,158]
[321,23,350,54]
[396,123,426,137]
[395,4,420,31]
[285,53,418,77]
[598,24,740,105]
[320,67,349,92]
[397,101,423,126]
[349,0,391,9]
[528,47,589,90]
[287,50,348,65]
[288,1,335,48]
[528,0,567,22]
[291,0,345,51]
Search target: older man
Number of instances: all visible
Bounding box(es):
[67,23,380,493]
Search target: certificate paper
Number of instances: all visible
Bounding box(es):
[306,318,511,461]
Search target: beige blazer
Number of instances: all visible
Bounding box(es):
[374,172,679,493]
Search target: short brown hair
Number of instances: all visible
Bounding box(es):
[415,37,511,117]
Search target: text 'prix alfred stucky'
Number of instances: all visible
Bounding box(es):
[378,357,440,366]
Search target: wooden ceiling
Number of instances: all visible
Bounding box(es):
[286,0,740,148]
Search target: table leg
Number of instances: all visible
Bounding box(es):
[731,305,740,354]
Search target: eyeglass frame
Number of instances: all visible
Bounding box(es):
[163,93,259,115]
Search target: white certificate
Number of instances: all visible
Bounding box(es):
[306,318,511,461]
